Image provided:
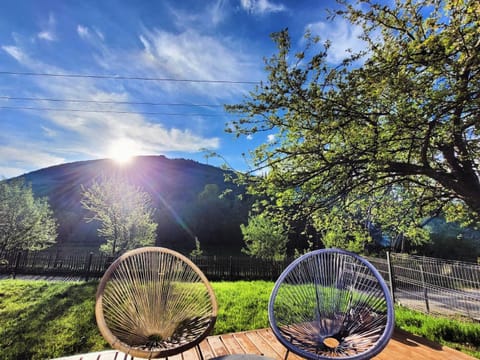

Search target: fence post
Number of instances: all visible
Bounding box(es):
[84,252,94,281]
[386,251,396,304]
[419,263,430,313]
[13,251,22,279]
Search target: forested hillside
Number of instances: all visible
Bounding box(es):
[19,155,251,255]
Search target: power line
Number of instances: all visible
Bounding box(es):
[0,105,232,117]
[0,95,224,108]
[0,71,260,85]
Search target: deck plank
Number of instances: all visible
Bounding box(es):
[258,329,303,360]
[181,347,200,360]
[231,332,263,355]
[206,334,230,357]
[245,330,285,359]
[198,339,216,360]
[52,328,476,360]
[220,333,247,355]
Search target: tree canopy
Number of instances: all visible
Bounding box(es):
[81,176,157,256]
[227,0,480,251]
[0,179,57,254]
[241,214,288,261]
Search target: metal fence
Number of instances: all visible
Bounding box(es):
[1,249,479,320]
[367,253,480,320]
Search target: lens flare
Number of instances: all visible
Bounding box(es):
[108,138,138,164]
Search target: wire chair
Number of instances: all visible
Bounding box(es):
[95,247,217,359]
[269,248,394,360]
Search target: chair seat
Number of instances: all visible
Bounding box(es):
[268,248,394,360]
[95,247,217,359]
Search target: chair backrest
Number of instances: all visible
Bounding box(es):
[269,248,394,360]
[95,247,217,359]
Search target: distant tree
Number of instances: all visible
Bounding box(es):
[0,179,57,254]
[419,218,480,261]
[241,214,288,261]
[189,183,250,252]
[189,237,204,257]
[227,0,480,251]
[81,176,157,256]
[193,184,228,241]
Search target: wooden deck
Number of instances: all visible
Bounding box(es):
[53,328,475,360]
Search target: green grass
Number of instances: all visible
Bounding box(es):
[212,280,272,334]
[395,305,480,358]
[0,280,105,360]
[0,279,479,359]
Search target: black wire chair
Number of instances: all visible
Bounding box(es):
[95,247,217,359]
[269,248,394,360]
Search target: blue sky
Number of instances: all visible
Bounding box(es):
[0,0,367,178]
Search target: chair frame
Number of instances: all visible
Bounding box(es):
[95,247,218,359]
[268,248,395,360]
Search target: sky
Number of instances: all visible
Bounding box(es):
[0,0,366,178]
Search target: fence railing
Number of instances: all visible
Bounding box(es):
[0,250,290,282]
[1,249,479,320]
[367,253,480,321]
[0,250,108,281]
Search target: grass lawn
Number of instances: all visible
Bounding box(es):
[0,279,479,359]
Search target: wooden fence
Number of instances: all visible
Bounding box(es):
[0,250,291,281]
[0,250,109,281]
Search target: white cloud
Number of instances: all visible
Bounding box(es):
[246,134,253,140]
[240,0,286,14]
[267,134,275,143]
[46,110,220,158]
[77,25,90,39]
[77,25,105,46]
[136,28,261,99]
[210,0,228,25]
[1,42,221,164]
[306,19,366,64]
[0,20,257,175]
[0,166,26,179]
[41,126,57,137]
[2,46,29,63]
[37,13,57,41]
[95,28,105,41]
[38,31,55,41]
[166,1,228,30]
[0,146,65,177]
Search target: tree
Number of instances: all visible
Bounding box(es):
[0,179,57,254]
[241,214,288,261]
[227,0,480,251]
[190,237,204,257]
[81,176,157,256]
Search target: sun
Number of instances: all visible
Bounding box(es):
[107,138,138,164]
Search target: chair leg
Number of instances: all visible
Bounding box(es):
[284,349,289,360]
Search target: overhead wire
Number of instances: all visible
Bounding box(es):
[0,95,224,108]
[0,105,232,117]
[0,70,251,117]
[0,70,260,85]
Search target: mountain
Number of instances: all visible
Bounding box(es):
[18,155,251,255]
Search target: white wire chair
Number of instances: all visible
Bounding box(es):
[95,247,217,359]
[269,248,394,360]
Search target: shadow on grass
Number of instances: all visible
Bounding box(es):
[0,281,107,360]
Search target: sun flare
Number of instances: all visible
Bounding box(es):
[108,138,138,164]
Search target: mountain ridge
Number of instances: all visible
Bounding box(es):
[16,155,250,255]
